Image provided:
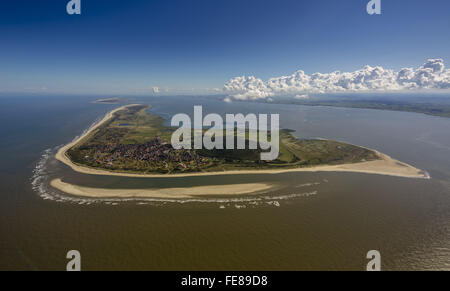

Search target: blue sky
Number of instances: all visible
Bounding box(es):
[1,0,449,95]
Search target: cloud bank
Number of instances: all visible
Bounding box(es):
[224,59,450,101]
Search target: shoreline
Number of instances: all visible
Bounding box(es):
[55,105,429,180]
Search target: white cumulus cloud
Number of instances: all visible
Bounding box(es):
[223,59,450,101]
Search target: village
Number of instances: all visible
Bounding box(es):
[82,137,209,172]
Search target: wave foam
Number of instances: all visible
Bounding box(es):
[31,148,319,207]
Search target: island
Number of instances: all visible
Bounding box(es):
[92,97,127,104]
[52,104,429,198]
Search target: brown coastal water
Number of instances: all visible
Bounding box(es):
[0,95,449,270]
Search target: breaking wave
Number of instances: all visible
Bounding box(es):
[31,147,66,202]
[31,147,319,207]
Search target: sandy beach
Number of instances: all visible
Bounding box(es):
[57,152,428,179]
[55,104,140,165]
[50,178,273,198]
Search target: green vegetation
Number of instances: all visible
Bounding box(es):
[67,104,379,174]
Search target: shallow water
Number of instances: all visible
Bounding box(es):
[1,95,449,270]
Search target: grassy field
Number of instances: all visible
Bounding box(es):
[67,105,379,174]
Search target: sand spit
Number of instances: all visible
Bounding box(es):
[50,179,274,198]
